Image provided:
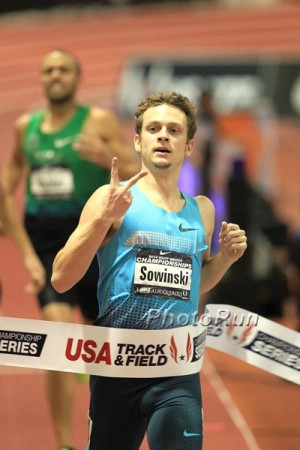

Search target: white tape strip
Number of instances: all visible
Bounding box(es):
[0,305,299,384]
[205,304,300,385]
[0,316,206,378]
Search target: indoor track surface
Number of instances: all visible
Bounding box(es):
[0,2,300,449]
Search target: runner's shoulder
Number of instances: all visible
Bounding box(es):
[14,113,32,133]
[194,194,214,211]
[88,106,117,123]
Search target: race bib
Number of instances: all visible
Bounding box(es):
[30,165,74,199]
[134,247,192,300]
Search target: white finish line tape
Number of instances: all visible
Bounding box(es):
[0,305,299,383]
[0,315,206,378]
[205,304,300,385]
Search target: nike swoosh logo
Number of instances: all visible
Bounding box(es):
[183,430,201,437]
[179,224,199,232]
[160,250,172,255]
[54,136,75,148]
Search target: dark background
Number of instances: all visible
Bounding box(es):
[0,0,203,15]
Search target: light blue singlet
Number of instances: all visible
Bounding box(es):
[96,184,208,330]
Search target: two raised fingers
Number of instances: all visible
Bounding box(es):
[110,157,148,193]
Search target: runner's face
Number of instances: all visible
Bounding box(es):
[40,52,80,104]
[134,104,193,171]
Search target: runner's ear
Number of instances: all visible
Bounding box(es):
[134,134,141,154]
[185,139,194,156]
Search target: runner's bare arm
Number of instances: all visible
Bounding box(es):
[1,115,29,196]
[0,181,45,293]
[0,115,29,236]
[196,195,247,294]
[51,158,147,293]
[73,108,139,179]
[201,223,247,294]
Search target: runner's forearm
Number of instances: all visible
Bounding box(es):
[200,252,233,294]
[51,218,111,293]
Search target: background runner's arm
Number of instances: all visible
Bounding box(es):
[0,181,45,293]
[73,108,139,179]
[2,114,29,194]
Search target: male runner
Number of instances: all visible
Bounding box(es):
[52,91,247,450]
[0,177,45,306]
[1,49,139,450]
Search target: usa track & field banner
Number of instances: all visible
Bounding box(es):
[0,315,206,378]
[0,305,299,384]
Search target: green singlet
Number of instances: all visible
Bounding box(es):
[23,105,109,216]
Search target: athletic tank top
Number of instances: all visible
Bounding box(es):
[96,184,208,330]
[23,105,110,216]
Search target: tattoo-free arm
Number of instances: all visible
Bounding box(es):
[73,108,139,179]
[195,196,247,295]
[0,182,45,293]
[51,158,147,292]
[201,221,247,294]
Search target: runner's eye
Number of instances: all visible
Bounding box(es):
[148,126,158,132]
[42,68,53,75]
[169,126,181,134]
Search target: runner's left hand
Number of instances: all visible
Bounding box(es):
[219,221,247,261]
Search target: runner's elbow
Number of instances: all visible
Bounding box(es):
[51,272,69,293]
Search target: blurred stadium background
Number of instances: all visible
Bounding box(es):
[0,1,299,449]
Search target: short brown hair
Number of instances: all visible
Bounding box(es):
[134,91,197,141]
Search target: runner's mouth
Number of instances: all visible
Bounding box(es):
[154,147,170,153]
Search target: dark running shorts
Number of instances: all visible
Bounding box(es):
[88,373,203,450]
[25,213,99,321]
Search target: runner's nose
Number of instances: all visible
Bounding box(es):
[158,133,169,143]
[157,126,169,142]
